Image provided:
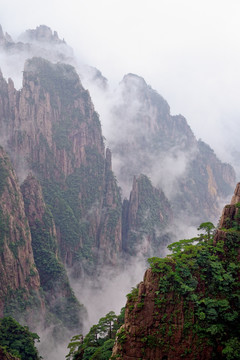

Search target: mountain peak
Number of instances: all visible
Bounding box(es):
[231,182,240,205]
[121,73,148,88]
[20,25,65,44]
[0,24,13,46]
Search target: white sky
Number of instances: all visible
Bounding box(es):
[1,0,240,170]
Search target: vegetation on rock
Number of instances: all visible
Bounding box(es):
[21,175,84,332]
[66,309,125,360]
[112,188,240,359]
[0,317,40,360]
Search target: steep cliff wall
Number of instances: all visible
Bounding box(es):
[21,174,83,330]
[0,147,43,321]
[0,58,122,275]
[0,24,236,226]
[109,73,235,222]
[122,174,172,257]
[0,25,236,273]
[112,183,240,359]
[4,57,104,179]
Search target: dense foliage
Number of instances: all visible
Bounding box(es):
[66,309,125,360]
[147,217,240,359]
[21,188,83,331]
[0,317,40,360]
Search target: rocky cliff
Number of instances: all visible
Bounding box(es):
[122,174,172,257]
[0,23,239,359]
[0,25,236,262]
[112,183,240,359]
[0,53,173,317]
[0,146,84,335]
[0,57,123,276]
[108,73,235,222]
[0,147,43,321]
[21,174,83,331]
[0,24,72,64]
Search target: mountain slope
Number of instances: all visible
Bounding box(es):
[0,147,43,321]
[122,174,172,257]
[112,183,240,359]
[107,73,235,221]
[21,174,83,331]
[0,23,236,227]
[0,57,123,276]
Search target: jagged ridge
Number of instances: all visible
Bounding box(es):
[109,73,235,222]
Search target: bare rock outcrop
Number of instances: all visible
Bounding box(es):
[21,174,83,330]
[0,58,122,274]
[231,182,240,205]
[0,147,43,319]
[122,174,172,256]
[109,73,236,222]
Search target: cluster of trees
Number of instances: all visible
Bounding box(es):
[0,317,40,360]
[148,218,240,359]
[65,222,217,360]
[66,309,124,360]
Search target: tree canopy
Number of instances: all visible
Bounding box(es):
[0,317,40,360]
[66,309,124,360]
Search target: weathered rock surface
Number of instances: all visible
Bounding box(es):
[122,174,172,256]
[112,183,240,359]
[21,174,83,330]
[0,147,43,320]
[0,58,123,275]
[109,73,235,222]
[230,182,240,205]
[112,271,212,359]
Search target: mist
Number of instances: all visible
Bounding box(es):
[68,256,147,334]
[0,3,239,358]
[1,0,240,174]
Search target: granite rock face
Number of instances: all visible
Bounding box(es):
[112,183,240,359]
[21,174,83,331]
[109,73,235,222]
[0,57,123,275]
[0,26,238,358]
[122,174,172,257]
[0,147,43,320]
[0,54,172,281]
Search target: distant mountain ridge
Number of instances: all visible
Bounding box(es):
[0,24,236,223]
[108,73,235,221]
[0,24,237,359]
